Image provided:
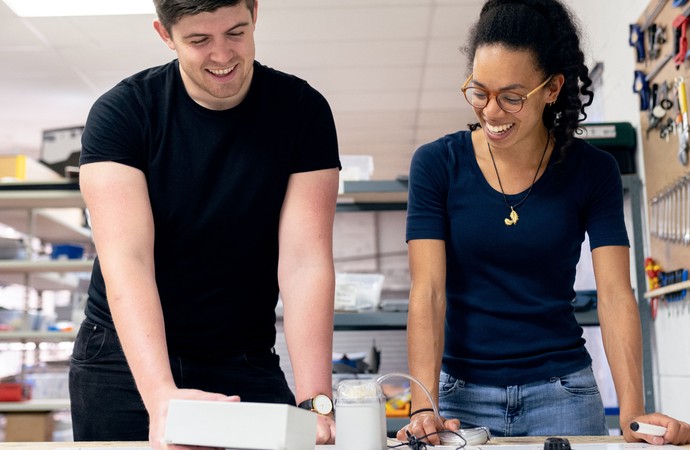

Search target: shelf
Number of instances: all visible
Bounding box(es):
[620,173,640,192]
[0,331,77,343]
[0,398,70,412]
[0,271,81,290]
[334,311,407,330]
[0,188,90,245]
[644,280,690,299]
[0,209,90,243]
[333,309,600,330]
[0,260,94,274]
[337,180,407,211]
[0,189,84,208]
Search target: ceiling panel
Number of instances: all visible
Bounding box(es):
[265,0,434,7]
[58,45,172,78]
[66,15,160,46]
[423,66,465,90]
[425,38,467,66]
[0,17,48,48]
[336,115,417,144]
[257,6,434,42]
[295,67,424,96]
[258,39,429,70]
[430,5,482,38]
[0,49,73,76]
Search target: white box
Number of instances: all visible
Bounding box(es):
[335,273,385,311]
[164,400,316,450]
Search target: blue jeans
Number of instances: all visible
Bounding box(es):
[69,318,295,441]
[438,366,608,437]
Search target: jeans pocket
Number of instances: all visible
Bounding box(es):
[438,371,464,398]
[557,367,600,396]
[241,350,281,372]
[70,319,107,363]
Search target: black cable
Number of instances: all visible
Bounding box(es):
[388,429,468,450]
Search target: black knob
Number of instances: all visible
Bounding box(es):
[544,437,571,450]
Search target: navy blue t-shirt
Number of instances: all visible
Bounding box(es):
[80,60,340,357]
[406,131,629,385]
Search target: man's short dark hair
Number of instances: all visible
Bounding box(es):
[153,0,256,32]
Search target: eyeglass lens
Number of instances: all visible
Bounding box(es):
[463,88,524,113]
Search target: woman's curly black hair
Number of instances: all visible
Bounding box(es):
[464,0,593,158]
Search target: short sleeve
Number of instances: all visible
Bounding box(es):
[79,82,147,171]
[291,87,340,173]
[585,152,630,249]
[406,141,450,242]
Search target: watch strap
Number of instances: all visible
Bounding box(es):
[297,395,333,415]
[298,398,315,410]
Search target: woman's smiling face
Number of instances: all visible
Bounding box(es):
[470,44,557,150]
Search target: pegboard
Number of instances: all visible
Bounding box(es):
[634,0,690,272]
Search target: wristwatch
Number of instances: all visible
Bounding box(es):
[298,394,333,415]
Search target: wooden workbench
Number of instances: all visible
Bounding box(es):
[0,436,688,449]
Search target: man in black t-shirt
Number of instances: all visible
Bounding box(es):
[70,1,340,447]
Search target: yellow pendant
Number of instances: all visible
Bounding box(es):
[504,207,519,226]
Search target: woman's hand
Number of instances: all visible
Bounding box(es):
[396,411,460,446]
[625,413,690,445]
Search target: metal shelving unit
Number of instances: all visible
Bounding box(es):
[0,183,93,302]
[0,182,91,416]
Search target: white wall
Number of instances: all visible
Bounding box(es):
[567,0,650,128]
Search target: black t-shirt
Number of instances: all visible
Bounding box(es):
[80,60,340,357]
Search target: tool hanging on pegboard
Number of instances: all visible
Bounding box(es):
[634,70,651,110]
[648,173,690,243]
[645,257,662,319]
[672,12,690,67]
[648,23,667,59]
[631,24,647,63]
[643,0,670,32]
[675,77,690,163]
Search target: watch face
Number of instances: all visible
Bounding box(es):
[312,394,333,414]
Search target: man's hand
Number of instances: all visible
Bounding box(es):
[148,387,240,450]
[316,413,336,444]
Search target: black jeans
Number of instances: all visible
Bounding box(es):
[69,318,295,441]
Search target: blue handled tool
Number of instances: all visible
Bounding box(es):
[630,24,646,63]
[634,70,651,110]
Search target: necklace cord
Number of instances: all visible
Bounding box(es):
[487,132,550,212]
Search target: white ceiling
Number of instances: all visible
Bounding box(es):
[0,0,484,180]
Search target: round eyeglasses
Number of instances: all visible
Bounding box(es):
[461,74,553,113]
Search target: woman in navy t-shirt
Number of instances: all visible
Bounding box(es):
[399,0,690,445]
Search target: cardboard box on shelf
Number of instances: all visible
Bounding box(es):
[0,155,27,181]
[5,412,54,441]
[0,154,65,182]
